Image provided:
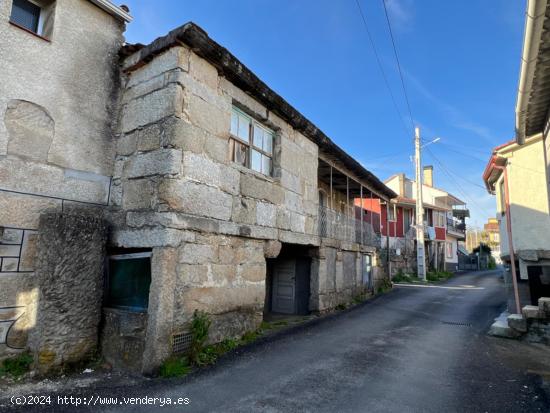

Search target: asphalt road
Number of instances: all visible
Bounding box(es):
[3,270,549,412]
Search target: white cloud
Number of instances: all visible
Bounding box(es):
[384,0,414,25]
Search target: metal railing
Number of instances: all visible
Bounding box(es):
[446,218,465,234]
[318,206,381,248]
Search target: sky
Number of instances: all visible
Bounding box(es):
[122,0,526,228]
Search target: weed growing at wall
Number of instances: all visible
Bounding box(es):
[0,352,33,378]
[426,271,452,282]
[188,310,212,366]
[377,278,393,294]
[159,356,191,378]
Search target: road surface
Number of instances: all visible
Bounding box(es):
[3,270,549,412]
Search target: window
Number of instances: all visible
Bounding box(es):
[446,242,453,259]
[403,209,412,233]
[10,0,55,39]
[105,252,152,311]
[230,107,274,176]
[436,211,445,227]
[388,205,396,221]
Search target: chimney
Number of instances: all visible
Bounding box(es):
[423,165,433,187]
[398,173,405,196]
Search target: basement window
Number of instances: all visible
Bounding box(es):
[10,0,55,39]
[105,252,152,312]
[230,107,274,176]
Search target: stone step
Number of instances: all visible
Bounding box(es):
[522,305,543,320]
[488,312,522,338]
[507,313,527,333]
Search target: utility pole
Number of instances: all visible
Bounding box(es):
[415,127,426,280]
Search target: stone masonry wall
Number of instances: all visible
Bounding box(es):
[311,245,374,312]
[28,212,107,374]
[109,44,323,372]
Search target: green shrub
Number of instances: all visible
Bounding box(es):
[188,310,211,366]
[427,270,452,282]
[240,330,261,345]
[0,353,33,378]
[377,278,392,294]
[335,303,347,311]
[392,272,413,283]
[159,356,190,378]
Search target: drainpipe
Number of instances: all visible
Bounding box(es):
[515,0,548,144]
[385,200,390,280]
[493,164,521,314]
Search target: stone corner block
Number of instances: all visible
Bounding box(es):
[507,314,527,333]
[123,149,182,179]
[522,305,542,320]
[264,240,282,258]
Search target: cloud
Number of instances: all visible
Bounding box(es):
[384,0,414,25]
[405,72,498,145]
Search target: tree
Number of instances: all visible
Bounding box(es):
[473,243,491,255]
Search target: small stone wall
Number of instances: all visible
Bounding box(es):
[29,212,107,373]
[138,233,267,373]
[101,308,147,373]
[506,298,550,344]
[311,245,378,312]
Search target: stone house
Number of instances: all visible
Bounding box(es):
[0,0,395,374]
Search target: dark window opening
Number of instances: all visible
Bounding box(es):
[10,0,55,39]
[105,252,152,312]
[11,0,41,33]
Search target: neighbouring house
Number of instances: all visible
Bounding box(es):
[485,0,550,344]
[483,217,501,264]
[0,0,396,374]
[483,136,550,309]
[359,166,468,276]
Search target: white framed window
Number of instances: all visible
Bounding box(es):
[230,107,274,176]
[435,211,445,227]
[10,0,55,39]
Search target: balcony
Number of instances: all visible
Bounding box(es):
[318,206,380,248]
[447,217,465,237]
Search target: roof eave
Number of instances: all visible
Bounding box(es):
[88,0,132,22]
[515,0,549,144]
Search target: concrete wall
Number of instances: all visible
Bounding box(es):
[0,0,125,360]
[495,136,550,258]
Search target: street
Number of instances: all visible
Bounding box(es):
[3,270,548,412]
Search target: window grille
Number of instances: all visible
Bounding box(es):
[172,332,193,354]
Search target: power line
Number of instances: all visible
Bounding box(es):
[381,0,415,133]
[353,0,412,139]
[424,147,493,217]
[434,143,488,163]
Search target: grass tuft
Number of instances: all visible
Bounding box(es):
[159,356,190,378]
[0,353,33,378]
